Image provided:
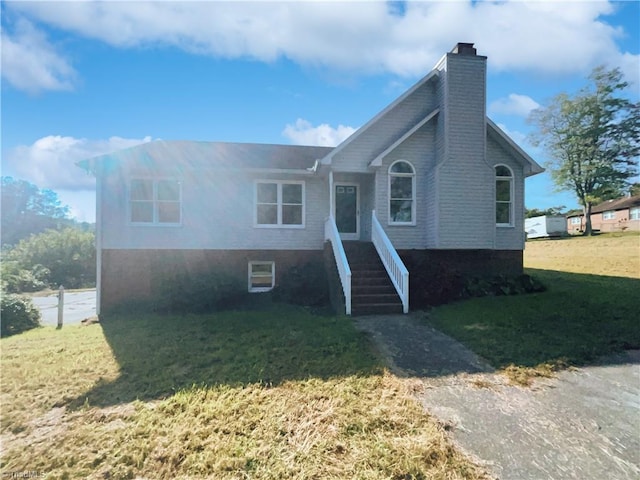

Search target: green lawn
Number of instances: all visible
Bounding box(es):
[1,305,486,479]
[427,235,640,380]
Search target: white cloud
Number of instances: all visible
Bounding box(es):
[1,18,77,94]
[4,135,153,190]
[489,94,541,117]
[5,1,638,78]
[282,119,356,147]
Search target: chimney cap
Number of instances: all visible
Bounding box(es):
[451,42,477,55]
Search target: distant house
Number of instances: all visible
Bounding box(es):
[78,43,543,316]
[566,195,640,233]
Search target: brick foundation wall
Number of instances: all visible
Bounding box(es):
[398,249,523,278]
[100,249,324,313]
[101,247,524,314]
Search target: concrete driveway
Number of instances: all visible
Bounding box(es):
[31,289,97,326]
[355,314,640,480]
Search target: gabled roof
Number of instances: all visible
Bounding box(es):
[592,195,640,213]
[321,69,440,165]
[486,119,544,177]
[369,108,440,167]
[77,140,334,175]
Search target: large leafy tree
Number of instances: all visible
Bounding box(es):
[529,66,640,235]
[3,228,96,291]
[1,177,72,246]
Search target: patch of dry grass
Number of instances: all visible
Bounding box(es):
[430,234,640,388]
[1,309,487,479]
[524,233,640,278]
[500,360,570,387]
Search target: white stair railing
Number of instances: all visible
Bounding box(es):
[371,210,409,313]
[324,215,352,315]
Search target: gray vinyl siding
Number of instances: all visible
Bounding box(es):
[96,49,535,257]
[436,52,494,249]
[331,80,438,172]
[101,168,328,250]
[374,124,435,249]
[489,136,526,250]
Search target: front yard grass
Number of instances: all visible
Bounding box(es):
[427,233,640,384]
[1,305,486,479]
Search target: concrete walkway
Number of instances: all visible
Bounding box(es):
[355,314,640,480]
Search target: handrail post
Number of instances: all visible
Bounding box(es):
[371,210,409,314]
[324,215,352,315]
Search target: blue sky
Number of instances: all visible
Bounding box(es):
[2,1,639,223]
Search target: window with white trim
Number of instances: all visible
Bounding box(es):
[602,210,615,220]
[389,160,415,224]
[255,181,304,227]
[570,217,582,225]
[630,207,640,220]
[248,262,274,292]
[495,165,513,226]
[130,178,181,225]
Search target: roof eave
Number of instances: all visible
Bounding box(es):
[486,118,544,177]
[369,108,440,167]
[321,69,440,166]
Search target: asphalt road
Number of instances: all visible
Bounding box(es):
[356,314,640,480]
[31,289,97,326]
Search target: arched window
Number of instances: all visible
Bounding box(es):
[389,160,415,224]
[495,165,513,226]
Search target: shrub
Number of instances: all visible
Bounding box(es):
[464,274,546,298]
[1,261,49,293]
[409,261,466,308]
[1,294,41,337]
[408,256,546,309]
[156,271,247,313]
[4,228,95,291]
[273,260,330,307]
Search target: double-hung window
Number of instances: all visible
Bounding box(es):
[630,207,640,221]
[255,181,304,227]
[602,210,615,220]
[130,178,181,225]
[495,165,513,226]
[389,160,416,225]
[570,217,582,225]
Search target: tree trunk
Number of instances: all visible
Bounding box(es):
[583,203,593,236]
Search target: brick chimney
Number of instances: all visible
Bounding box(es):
[451,42,477,56]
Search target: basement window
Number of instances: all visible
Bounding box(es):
[248,262,275,292]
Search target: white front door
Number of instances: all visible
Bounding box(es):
[334,183,359,240]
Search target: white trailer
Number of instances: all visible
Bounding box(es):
[525,215,567,239]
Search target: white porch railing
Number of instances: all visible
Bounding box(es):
[324,215,352,315]
[371,210,409,313]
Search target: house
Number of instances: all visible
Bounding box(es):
[78,43,543,316]
[566,195,640,233]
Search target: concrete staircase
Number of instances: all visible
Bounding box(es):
[343,242,403,316]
